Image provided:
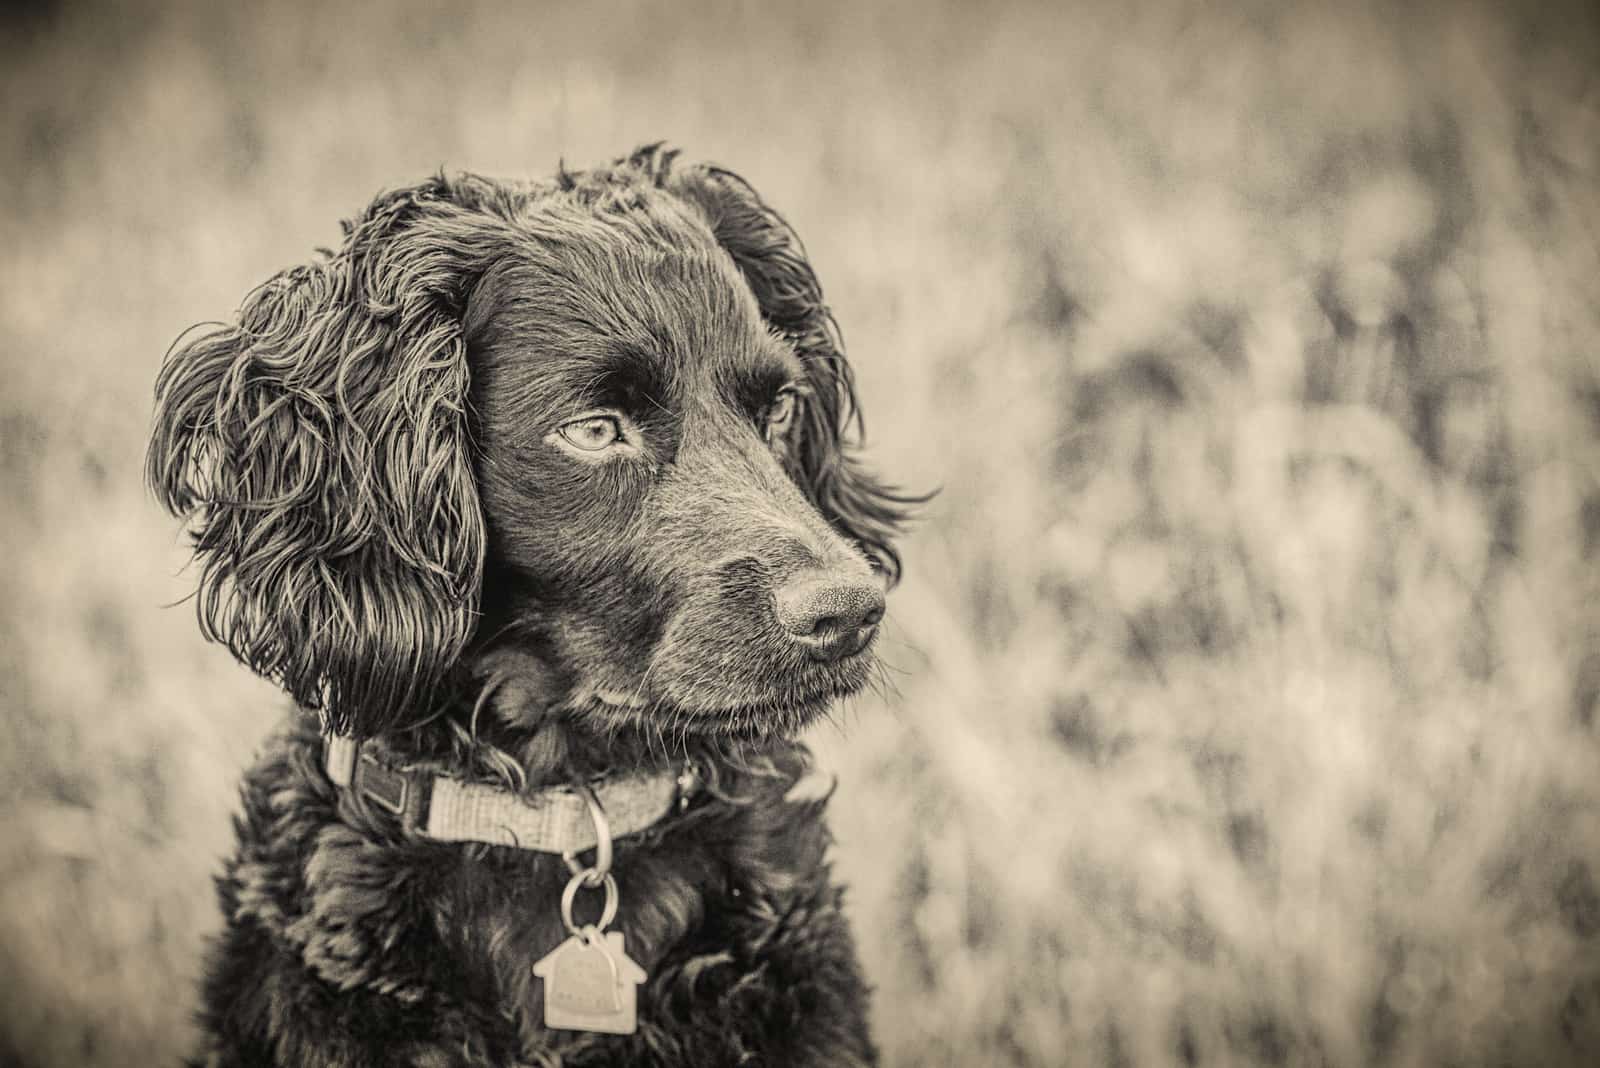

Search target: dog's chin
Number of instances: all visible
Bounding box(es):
[577,690,827,743]
[578,664,872,743]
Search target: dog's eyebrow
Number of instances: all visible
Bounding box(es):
[724,344,806,418]
[573,344,676,417]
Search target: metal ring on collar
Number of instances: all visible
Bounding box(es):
[561,781,612,886]
[560,869,619,936]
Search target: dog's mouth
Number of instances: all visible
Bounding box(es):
[588,694,835,742]
[569,647,875,740]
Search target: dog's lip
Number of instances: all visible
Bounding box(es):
[675,691,834,724]
[578,679,847,736]
[588,689,832,722]
[571,640,877,734]
[587,685,649,709]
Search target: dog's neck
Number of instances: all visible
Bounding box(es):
[271,617,845,1053]
[366,646,799,799]
[271,710,830,1053]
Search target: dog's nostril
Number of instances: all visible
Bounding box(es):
[774,573,885,661]
[806,613,850,638]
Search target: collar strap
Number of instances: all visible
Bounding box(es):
[324,734,695,854]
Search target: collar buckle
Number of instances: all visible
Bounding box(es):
[356,749,411,817]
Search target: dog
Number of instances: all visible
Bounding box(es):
[147,145,917,1067]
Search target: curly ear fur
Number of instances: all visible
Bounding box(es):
[639,145,923,585]
[147,177,508,737]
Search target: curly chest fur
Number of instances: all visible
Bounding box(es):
[194,722,874,1068]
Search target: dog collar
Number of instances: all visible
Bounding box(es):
[323,734,699,853]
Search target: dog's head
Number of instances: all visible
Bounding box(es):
[148,146,914,745]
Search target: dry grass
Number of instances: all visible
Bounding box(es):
[3,0,1599,1064]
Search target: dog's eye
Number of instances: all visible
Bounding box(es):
[764,389,799,443]
[558,415,623,452]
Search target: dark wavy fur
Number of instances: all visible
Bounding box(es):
[149,145,918,1066]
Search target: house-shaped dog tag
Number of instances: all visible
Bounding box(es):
[534,929,646,1035]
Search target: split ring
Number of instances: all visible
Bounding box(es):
[560,869,619,936]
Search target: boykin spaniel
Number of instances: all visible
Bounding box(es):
[148,145,917,1067]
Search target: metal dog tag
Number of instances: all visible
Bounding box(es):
[551,929,621,1014]
[533,928,646,1035]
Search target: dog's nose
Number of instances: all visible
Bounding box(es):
[774,573,885,662]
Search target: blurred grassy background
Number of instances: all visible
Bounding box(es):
[3,0,1599,1064]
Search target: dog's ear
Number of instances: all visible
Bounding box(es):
[147,177,507,737]
[650,148,922,585]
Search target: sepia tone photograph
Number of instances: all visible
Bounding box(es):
[2,0,1598,1064]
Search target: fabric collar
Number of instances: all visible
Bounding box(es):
[324,734,697,854]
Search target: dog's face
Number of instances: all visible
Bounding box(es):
[467,193,887,735]
[148,148,912,743]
